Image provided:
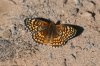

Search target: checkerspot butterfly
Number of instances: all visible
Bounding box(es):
[24,17,77,46]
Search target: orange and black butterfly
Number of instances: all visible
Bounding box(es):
[24,17,77,47]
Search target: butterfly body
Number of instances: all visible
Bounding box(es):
[24,18,77,46]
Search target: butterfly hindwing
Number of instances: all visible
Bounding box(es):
[32,29,49,45]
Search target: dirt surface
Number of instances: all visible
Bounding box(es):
[0,0,100,66]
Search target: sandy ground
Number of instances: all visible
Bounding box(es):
[0,0,100,66]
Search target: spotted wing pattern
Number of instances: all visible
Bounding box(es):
[32,29,49,45]
[24,18,77,46]
[49,24,76,46]
[24,18,49,32]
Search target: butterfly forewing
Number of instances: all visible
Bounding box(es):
[60,24,77,40]
[24,18,49,32]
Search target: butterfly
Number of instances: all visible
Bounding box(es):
[24,17,77,46]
